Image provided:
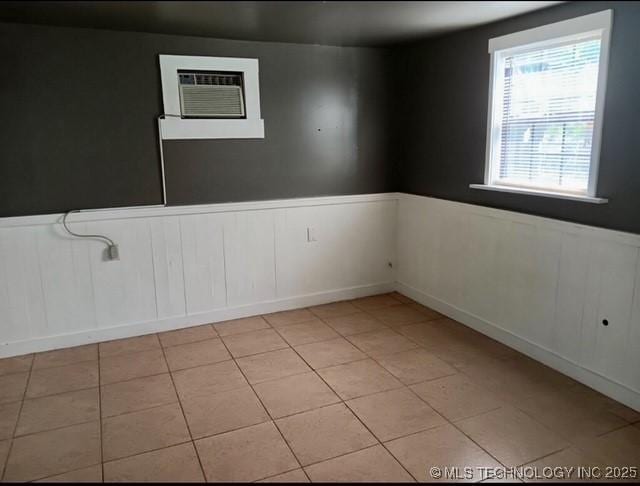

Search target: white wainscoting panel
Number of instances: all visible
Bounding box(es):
[224,210,277,307]
[0,194,397,357]
[149,216,186,320]
[2,191,638,411]
[37,223,96,336]
[274,201,396,298]
[180,213,228,314]
[396,193,640,411]
[87,219,158,329]
[0,226,49,343]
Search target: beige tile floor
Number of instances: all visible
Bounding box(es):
[0,292,639,482]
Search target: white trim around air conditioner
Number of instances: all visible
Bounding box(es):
[159,117,264,140]
[158,54,264,139]
[481,10,613,200]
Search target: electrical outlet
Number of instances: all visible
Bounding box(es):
[108,244,120,260]
[103,244,120,261]
[306,227,317,242]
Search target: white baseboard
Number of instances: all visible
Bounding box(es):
[395,281,640,412]
[0,282,393,358]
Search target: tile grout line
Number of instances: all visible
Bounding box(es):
[156,333,208,482]
[7,294,634,481]
[332,336,498,423]
[270,321,337,349]
[0,297,420,368]
[212,316,271,339]
[101,439,194,469]
[148,394,424,475]
[341,401,419,482]
[12,414,101,442]
[1,354,35,481]
[281,332,423,481]
[452,355,628,455]
[26,345,96,371]
[101,395,185,421]
[189,419,284,448]
[33,462,102,483]
[92,381,456,479]
[311,303,512,481]
[216,331,311,483]
[282,332,420,480]
[345,306,518,477]
[101,369,174,389]
[444,412,515,474]
[16,347,442,440]
[98,336,163,359]
[103,316,633,421]
[3,350,103,481]
[508,394,617,447]
[519,445,579,472]
[264,306,410,473]
[446,405,505,425]
[396,332,630,472]
[25,369,164,402]
[593,421,638,438]
[16,307,612,475]
[2,303,410,385]
[299,443,410,479]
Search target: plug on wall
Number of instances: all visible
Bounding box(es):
[63,210,120,262]
[103,244,120,261]
[307,227,317,242]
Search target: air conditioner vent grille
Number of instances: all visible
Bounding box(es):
[178,70,245,118]
[178,72,242,86]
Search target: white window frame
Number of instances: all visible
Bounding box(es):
[158,54,264,140]
[471,10,613,204]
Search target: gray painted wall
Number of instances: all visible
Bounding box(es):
[392,1,640,234]
[0,22,393,216]
[3,2,640,234]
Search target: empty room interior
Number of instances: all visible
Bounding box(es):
[1,0,640,482]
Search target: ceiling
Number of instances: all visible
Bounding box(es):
[0,1,563,47]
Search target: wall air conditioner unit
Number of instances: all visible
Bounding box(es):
[159,55,264,139]
[178,71,246,118]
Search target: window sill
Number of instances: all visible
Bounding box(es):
[469,184,608,204]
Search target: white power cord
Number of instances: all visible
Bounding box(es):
[60,114,180,261]
[62,210,119,261]
[157,113,182,206]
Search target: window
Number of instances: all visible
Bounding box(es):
[472,11,612,203]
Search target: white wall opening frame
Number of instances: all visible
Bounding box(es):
[159,54,265,139]
[471,10,613,204]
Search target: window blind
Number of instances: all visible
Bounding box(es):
[494,37,602,194]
